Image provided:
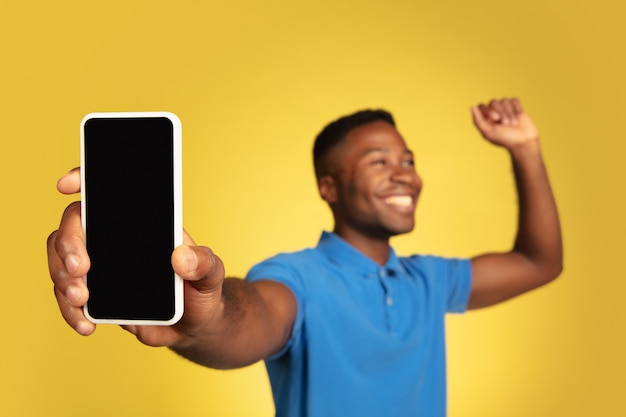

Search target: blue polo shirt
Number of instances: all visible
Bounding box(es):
[246,231,472,417]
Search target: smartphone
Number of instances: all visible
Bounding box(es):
[80,112,183,325]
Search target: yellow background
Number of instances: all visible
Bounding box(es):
[1,0,624,415]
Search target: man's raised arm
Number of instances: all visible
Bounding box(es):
[467,98,563,309]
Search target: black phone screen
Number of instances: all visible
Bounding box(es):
[83,116,179,322]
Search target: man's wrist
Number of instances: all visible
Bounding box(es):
[508,137,542,160]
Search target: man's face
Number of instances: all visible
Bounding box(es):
[320,121,423,240]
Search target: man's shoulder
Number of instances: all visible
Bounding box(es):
[246,246,323,280]
[260,246,322,265]
[397,253,472,276]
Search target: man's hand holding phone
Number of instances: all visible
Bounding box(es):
[48,171,227,349]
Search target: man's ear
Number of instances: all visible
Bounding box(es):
[318,175,337,203]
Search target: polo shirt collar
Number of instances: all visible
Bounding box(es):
[316,231,407,278]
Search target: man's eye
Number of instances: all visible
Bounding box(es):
[372,159,386,166]
[402,160,415,167]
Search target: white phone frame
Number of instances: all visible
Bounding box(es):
[80,111,183,326]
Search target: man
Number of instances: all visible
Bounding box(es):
[47,98,562,416]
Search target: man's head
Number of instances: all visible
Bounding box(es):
[313,109,396,180]
[313,110,422,242]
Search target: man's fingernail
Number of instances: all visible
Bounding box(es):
[184,249,198,272]
[66,286,83,304]
[65,254,80,274]
[76,320,94,336]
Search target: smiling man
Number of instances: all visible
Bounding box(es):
[314,111,422,263]
[48,98,562,417]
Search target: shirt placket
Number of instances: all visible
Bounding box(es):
[378,267,397,334]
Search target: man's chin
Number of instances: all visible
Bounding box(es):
[386,222,415,237]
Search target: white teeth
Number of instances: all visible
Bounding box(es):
[384,196,412,207]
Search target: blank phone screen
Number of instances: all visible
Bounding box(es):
[83,116,177,321]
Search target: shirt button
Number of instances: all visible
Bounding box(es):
[379,269,387,278]
[386,296,393,306]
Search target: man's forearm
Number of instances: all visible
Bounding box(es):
[170,278,288,370]
[510,140,563,280]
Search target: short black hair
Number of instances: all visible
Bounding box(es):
[313,109,395,179]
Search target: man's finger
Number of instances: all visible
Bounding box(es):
[47,231,85,300]
[471,106,493,136]
[489,99,511,124]
[500,99,518,126]
[477,103,498,123]
[48,202,91,323]
[57,167,81,195]
[54,285,96,336]
[172,245,225,292]
[48,230,94,335]
[55,202,90,277]
[511,98,523,115]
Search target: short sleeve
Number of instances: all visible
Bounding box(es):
[444,257,472,313]
[246,253,308,359]
[402,255,472,314]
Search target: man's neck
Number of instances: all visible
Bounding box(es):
[333,228,392,266]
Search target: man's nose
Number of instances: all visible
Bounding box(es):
[390,165,418,185]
